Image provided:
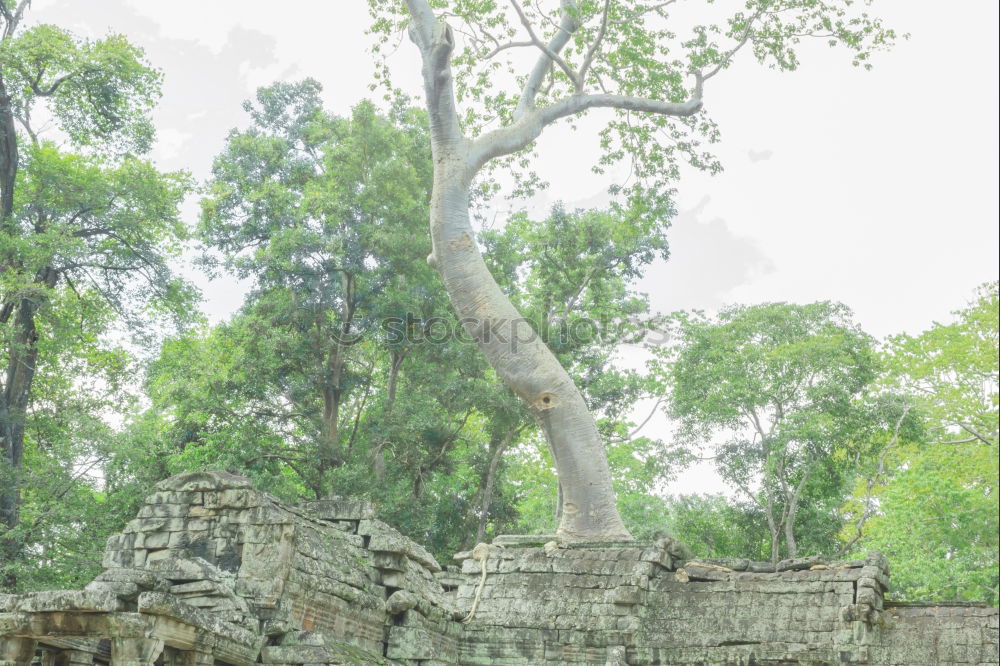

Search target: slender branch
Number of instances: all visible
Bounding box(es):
[956,422,994,445]
[483,40,535,59]
[938,436,991,445]
[33,72,76,97]
[576,0,610,92]
[833,405,911,558]
[514,0,580,120]
[509,0,577,84]
[609,0,676,26]
[626,397,664,440]
[472,87,702,167]
[538,90,703,127]
[702,10,764,82]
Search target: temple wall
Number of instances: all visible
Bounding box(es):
[1,471,995,666]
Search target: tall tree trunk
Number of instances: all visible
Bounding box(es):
[0,74,18,223]
[320,375,340,467]
[404,5,630,540]
[427,154,628,540]
[782,461,812,560]
[373,348,407,483]
[0,280,50,591]
[318,273,356,486]
[0,41,25,591]
[763,490,781,567]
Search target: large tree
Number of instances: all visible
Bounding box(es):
[199,81,444,495]
[369,0,899,538]
[0,5,193,589]
[662,302,915,563]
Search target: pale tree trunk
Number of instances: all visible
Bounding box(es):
[373,348,406,483]
[403,0,702,539]
[476,426,521,543]
[764,492,781,567]
[428,166,627,538]
[782,458,813,560]
[318,272,356,484]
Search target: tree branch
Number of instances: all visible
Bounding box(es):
[405,0,463,144]
[576,0,610,92]
[404,0,436,47]
[483,40,535,59]
[702,10,764,83]
[514,0,580,120]
[538,90,703,127]
[1,0,31,38]
[472,86,702,168]
[509,0,577,83]
[833,405,911,558]
[626,397,664,440]
[956,422,994,445]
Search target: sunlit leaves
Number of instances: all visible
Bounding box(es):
[1,25,161,153]
[858,282,999,605]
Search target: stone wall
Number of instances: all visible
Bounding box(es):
[1,471,996,665]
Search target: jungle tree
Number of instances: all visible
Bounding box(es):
[662,302,918,563]
[369,0,899,538]
[0,4,193,589]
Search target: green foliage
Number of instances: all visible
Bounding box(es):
[858,282,999,605]
[864,441,998,605]
[663,494,770,560]
[660,301,910,561]
[883,282,998,448]
[0,5,195,590]
[1,24,160,153]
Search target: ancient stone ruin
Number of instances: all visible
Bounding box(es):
[1,471,996,665]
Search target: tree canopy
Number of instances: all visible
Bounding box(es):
[660,301,920,563]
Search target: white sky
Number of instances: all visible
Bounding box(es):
[30,1,999,495]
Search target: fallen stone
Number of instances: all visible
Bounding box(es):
[385,590,418,615]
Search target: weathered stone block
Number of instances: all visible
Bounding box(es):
[260,646,330,663]
[155,471,252,492]
[612,586,645,606]
[203,489,261,509]
[300,498,375,521]
[358,520,441,573]
[9,590,121,613]
[386,590,418,615]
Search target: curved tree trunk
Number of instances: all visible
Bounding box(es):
[403,1,632,540]
[403,0,700,540]
[426,149,629,540]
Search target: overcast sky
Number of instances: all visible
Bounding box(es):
[29,1,999,494]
